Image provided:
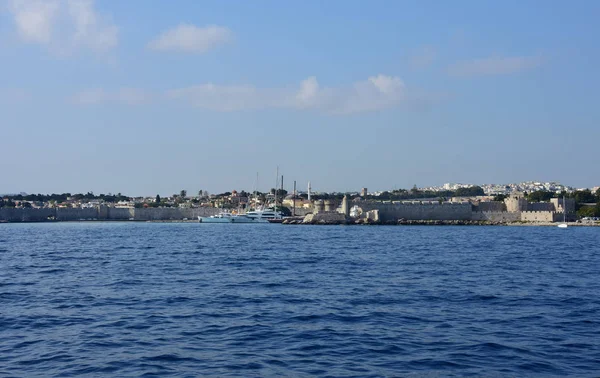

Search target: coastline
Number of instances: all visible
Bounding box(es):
[281,218,600,227]
[1,218,599,227]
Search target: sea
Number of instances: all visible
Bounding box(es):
[0,222,599,377]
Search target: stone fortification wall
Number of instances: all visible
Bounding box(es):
[471,211,520,222]
[476,202,506,212]
[0,207,219,222]
[56,208,99,221]
[0,208,56,222]
[291,208,312,217]
[107,208,134,220]
[528,203,555,212]
[134,207,182,221]
[358,201,473,221]
[521,211,556,222]
[127,207,218,221]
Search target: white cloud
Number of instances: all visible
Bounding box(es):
[290,75,406,114]
[369,75,404,95]
[165,75,406,114]
[66,0,118,52]
[296,76,320,106]
[71,75,412,114]
[7,0,118,53]
[8,0,59,44]
[448,55,542,77]
[148,24,232,54]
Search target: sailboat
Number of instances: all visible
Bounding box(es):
[558,195,568,228]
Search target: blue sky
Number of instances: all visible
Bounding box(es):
[1,0,599,196]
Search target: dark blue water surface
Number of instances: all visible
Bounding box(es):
[1,223,599,377]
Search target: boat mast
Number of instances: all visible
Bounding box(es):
[254,171,259,210]
[274,166,279,210]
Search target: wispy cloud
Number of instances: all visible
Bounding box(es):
[147,24,233,54]
[448,55,543,77]
[409,46,436,70]
[7,0,118,54]
[166,75,406,114]
[71,75,414,115]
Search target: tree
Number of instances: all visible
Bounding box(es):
[493,194,507,202]
[527,190,554,203]
[454,186,485,197]
[180,190,187,198]
[155,194,161,204]
[596,188,600,202]
[577,204,600,218]
[573,189,596,204]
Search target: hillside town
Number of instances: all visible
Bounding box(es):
[2,181,600,221]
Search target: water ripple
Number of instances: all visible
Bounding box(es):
[1,223,599,376]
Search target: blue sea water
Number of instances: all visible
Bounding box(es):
[0,223,599,377]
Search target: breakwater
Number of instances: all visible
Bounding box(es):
[0,207,219,222]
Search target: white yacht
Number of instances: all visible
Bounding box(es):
[198,208,283,223]
[198,212,255,223]
[244,208,284,223]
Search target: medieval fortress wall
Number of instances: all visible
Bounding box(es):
[1,192,576,223]
[0,206,219,222]
[344,192,575,223]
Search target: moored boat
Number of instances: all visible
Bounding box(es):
[244,208,284,223]
[198,212,256,223]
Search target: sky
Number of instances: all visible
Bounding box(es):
[1,0,599,196]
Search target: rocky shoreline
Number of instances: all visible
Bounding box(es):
[281,216,599,227]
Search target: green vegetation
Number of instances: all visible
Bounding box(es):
[1,192,130,203]
[365,186,485,201]
[527,190,555,202]
[493,194,507,202]
[577,204,600,218]
[0,199,15,208]
[572,189,596,204]
[454,186,485,197]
